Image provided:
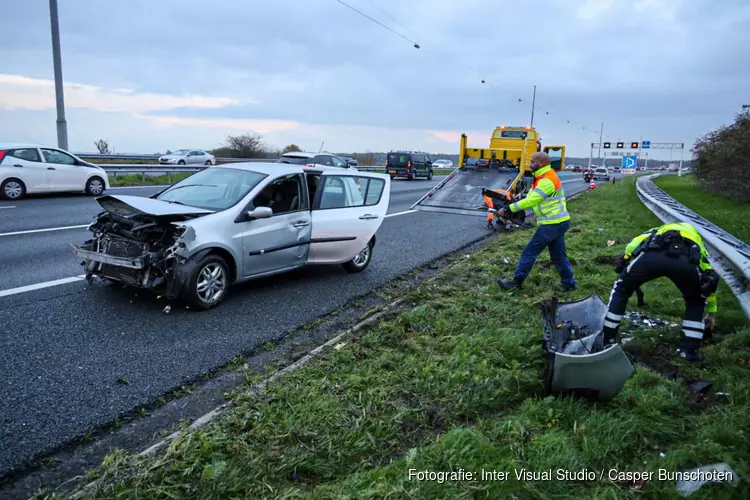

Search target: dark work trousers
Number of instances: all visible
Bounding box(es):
[602,250,707,350]
[514,220,576,288]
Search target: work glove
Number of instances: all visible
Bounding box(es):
[614,255,628,275]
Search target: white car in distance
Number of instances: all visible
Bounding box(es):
[276,151,358,171]
[432,159,453,169]
[0,143,110,200]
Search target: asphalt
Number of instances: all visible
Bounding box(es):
[0,171,604,478]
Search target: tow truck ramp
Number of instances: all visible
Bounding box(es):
[410,166,528,216]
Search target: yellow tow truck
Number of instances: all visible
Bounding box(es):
[410,126,566,227]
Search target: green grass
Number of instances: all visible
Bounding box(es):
[63,181,750,500]
[109,173,192,187]
[653,175,750,243]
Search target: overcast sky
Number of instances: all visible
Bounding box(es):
[1,0,748,160]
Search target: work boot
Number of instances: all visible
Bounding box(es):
[497,277,523,290]
[602,327,617,346]
[679,349,703,362]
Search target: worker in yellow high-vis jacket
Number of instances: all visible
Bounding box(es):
[602,222,720,361]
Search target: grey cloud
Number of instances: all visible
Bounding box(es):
[2,0,749,155]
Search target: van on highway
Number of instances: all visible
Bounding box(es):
[385,151,433,180]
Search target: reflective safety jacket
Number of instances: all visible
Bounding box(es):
[509,165,569,225]
[624,222,717,313]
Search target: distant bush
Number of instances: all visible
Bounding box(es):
[691,112,750,202]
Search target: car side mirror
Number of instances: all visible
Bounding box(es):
[246,206,273,220]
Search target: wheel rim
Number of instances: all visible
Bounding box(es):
[352,245,371,267]
[4,181,22,199]
[89,179,103,194]
[196,263,226,303]
[205,161,211,165]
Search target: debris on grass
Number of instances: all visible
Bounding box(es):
[675,462,740,496]
[162,305,171,314]
[689,380,712,393]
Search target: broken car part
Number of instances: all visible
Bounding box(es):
[541,295,635,401]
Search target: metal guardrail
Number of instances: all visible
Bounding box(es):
[636,173,750,318]
[76,153,278,163]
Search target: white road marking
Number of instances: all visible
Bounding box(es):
[0,224,89,237]
[0,275,87,298]
[385,209,417,218]
[0,206,16,209]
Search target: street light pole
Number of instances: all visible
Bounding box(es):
[49,0,68,150]
[530,85,536,128]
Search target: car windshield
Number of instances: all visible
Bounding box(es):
[156,168,267,211]
[169,149,189,155]
[277,155,311,165]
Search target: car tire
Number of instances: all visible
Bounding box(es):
[182,253,230,310]
[1,178,26,200]
[427,170,433,180]
[178,160,186,165]
[205,160,212,165]
[407,171,415,181]
[85,176,105,196]
[342,240,373,273]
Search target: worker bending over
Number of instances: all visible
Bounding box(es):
[603,222,720,361]
[496,152,577,291]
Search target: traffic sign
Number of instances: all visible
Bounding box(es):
[641,141,650,149]
[622,155,637,174]
[616,142,624,148]
[630,142,639,148]
[603,142,611,148]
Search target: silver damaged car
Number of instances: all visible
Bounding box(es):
[72,163,390,309]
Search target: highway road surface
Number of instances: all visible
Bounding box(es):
[0,170,605,479]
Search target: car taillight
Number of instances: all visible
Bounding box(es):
[304,163,315,167]
[408,160,412,168]
[0,150,7,162]
[385,160,389,167]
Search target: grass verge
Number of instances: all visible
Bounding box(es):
[62,181,750,500]
[653,174,750,243]
[108,173,192,187]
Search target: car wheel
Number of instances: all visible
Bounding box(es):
[182,254,230,309]
[407,171,415,181]
[85,176,105,196]
[342,240,373,273]
[205,160,212,165]
[1,178,26,200]
[427,170,433,180]
[178,160,186,165]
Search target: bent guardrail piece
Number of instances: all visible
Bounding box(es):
[541,296,635,401]
[636,174,750,318]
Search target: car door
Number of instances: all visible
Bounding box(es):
[239,173,312,278]
[40,148,85,191]
[3,148,49,192]
[308,171,390,264]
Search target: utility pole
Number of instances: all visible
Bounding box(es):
[597,122,604,167]
[529,85,536,128]
[49,0,68,150]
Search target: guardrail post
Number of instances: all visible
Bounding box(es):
[167,172,171,184]
[142,171,146,184]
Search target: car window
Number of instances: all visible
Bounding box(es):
[314,155,334,167]
[9,148,41,162]
[251,174,304,214]
[331,156,346,168]
[41,148,76,165]
[277,155,311,165]
[156,167,267,211]
[387,153,408,164]
[317,175,385,209]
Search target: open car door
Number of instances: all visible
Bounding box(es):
[543,145,566,171]
[308,170,391,264]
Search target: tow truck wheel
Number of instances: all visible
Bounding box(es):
[182,254,230,309]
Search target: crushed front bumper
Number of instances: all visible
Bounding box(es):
[541,295,634,401]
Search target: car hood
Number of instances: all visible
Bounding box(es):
[96,194,215,217]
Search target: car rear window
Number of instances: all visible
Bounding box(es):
[277,155,310,165]
[387,153,409,165]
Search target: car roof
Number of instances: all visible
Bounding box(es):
[0,143,47,149]
[280,151,315,158]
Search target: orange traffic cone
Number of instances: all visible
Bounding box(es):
[589,180,596,189]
